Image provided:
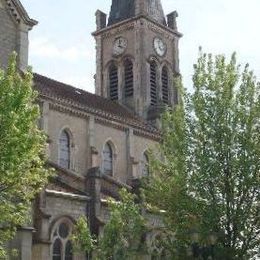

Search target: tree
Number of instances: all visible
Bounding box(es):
[73,188,146,260]
[0,54,51,257]
[145,51,260,259]
[71,216,94,255]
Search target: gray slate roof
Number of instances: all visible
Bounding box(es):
[34,73,161,137]
[108,0,166,26]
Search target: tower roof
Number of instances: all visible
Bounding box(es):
[108,0,166,26]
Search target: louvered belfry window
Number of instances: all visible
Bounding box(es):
[150,61,157,106]
[162,66,169,105]
[124,59,134,98]
[109,64,118,101]
[59,130,70,169]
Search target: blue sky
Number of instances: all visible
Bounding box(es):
[21,0,260,92]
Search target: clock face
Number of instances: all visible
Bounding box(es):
[153,37,167,57]
[113,37,128,56]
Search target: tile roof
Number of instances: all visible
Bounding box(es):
[33,73,160,136]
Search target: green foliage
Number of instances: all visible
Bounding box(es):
[0,54,51,257]
[146,51,260,259]
[97,189,146,260]
[71,216,94,254]
[74,189,146,260]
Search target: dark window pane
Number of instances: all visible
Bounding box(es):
[142,153,149,176]
[65,240,73,260]
[58,222,69,239]
[52,239,61,260]
[59,130,70,169]
[103,143,113,174]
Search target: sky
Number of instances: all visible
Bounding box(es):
[21,0,260,93]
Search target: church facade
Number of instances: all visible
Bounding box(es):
[0,0,181,259]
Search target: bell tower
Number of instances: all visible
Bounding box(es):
[93,0,182,125]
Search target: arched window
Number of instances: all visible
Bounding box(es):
[103,142,113,175]
[109,64,118,101]
[124,59,134,98]
[162,66,169,105]
[51,220,73,260]
[65,241,73,260]
[142,152,149,177]
[59,130,70,169]
[53,239,61,260]
[150,61,157,106]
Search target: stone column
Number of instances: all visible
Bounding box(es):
[9,227,34,260]
[95,10,107,30]
[85,167,102,236]
[31,193,52,260]
[94,35,103,96]
[167,11,178,30]
[17,23,29,71]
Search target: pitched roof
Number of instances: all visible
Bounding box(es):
[34,73,160,136]
[108,0,166,26]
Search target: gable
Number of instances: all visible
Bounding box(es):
[0,0,37,70]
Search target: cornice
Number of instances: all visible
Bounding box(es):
[38,93,161,141]
[5,0,38,28]
[92,14,182,38]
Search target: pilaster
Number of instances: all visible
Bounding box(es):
[17,23,29,71]
[85,167,102,236]
[94,35,103,96]
[9,227,34,260]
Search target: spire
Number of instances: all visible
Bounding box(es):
[108,0,166,26]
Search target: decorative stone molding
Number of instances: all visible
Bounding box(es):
[5,0,38,28]
[45,189,90,201]
[39,94,160,141]
[101,22,135,39]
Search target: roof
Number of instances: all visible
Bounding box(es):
[108,0,135,26]
[108,0,166,26]
[33,73,160,137]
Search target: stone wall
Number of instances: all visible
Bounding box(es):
[0,0,17,69]
[45,104,157,182]
[47,108,89,175]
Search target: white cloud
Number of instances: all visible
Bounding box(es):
[62,75,95,92]
[30,37,94,62]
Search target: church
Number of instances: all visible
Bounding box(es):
[0,0,182,259]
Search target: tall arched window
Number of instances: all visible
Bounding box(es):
[162,66,169,105]
[142,152,149,177]
[103,142,113,175]
[109,64,118,101]
[150,61,157,106]
[65,241,73,260]
[51,220,73,260]
[53,239,62,260]
[124,59,134,98]
[59,130,70,169]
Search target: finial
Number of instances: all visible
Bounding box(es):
[167,11,178,30]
